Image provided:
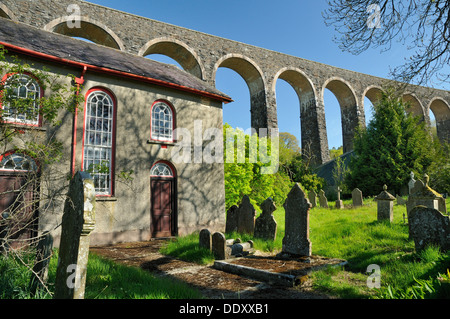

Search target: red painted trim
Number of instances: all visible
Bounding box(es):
[0,150,41,173]
[80,87,117,196]
[0,41,232,103]
[0,71,44,127]
[71,66,87,177]
[149,99,176,143]
[150,160,177,178]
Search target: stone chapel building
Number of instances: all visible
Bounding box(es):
[0,17,231,246]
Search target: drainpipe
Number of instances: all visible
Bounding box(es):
[71,65,87,176]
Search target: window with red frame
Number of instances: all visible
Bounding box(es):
[82,89,115,195]
[151,101,174,142]
[2,74,41,126]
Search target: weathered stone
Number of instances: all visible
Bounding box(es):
[438,197,447,215]
[318,190,329,208]
[29,231,53,295]
[375,185,395,222]
[230,240,254,257]
[225,205,238,233]
[407,174,443,218]
[409,206,450,251]
[308,190,317,208]
[237,195,256,234]
[54,171,96,299]
[408,172,416,194]
[212,232,229,260]
[254,197,277,241]
[352,188,363,208]
[396,195,407,206]
[199,229,212,251]
[335,187,344,209]
[282,183,311,257]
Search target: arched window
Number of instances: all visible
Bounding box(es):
[2,74,41,125]
[82,89,115,195]
[151,101,174,142]
[0,153,38,172]
[151,162,174,177]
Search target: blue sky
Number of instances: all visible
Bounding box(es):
[88,0,444,149]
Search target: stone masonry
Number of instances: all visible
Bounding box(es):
[2,0,449,165]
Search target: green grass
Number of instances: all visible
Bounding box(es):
[0,248,203,299]
[2,197,449,299]
[162,196,450,299]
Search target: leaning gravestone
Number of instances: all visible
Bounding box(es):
[318,190,328,208]
[54,172,96,299]
[409,206,450,252]
[352,188,363,208]
[254,197,277,241]
[308,190,317,208]
[282,183,312,257]
[375,185,396,222]
[237,195,256,234]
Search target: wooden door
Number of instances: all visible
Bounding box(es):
[0,173,38,250]
[150,178,174,238]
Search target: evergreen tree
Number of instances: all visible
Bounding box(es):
[346,90,438,196]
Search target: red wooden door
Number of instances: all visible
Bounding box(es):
[0,173,38,249]
[150,179,174,238]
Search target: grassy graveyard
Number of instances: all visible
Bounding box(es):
[1,197,449,299]
[162,196,450,299]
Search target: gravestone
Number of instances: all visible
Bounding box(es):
[375,185,396,222]
[212,232,229,260]
[409,206,450,252]
[335,187,344,209]
[318,190,328,208]
[29,231,53,295]
[408,172,416,194]
[282,183,312,257]
[438,197,447,215]
[308,190,317,208]
[254,197,277,241]
[199,229,212,251]
[352,188,363,208]
[407,174,443,218]
[225,205,238,233]
[54,172,96,299]
[237,195,256,234]
[396,195,407,206]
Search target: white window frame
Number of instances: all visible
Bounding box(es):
[151,101,174,142]
[2,74,41,126]
[82,89,115,196]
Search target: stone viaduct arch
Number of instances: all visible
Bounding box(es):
[138,37,205,80]
[3,0,449,165]
[44,16,125,51]
[213,54,269,133]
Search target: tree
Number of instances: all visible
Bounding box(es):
[345,90,440,195]
[323,0,450,86]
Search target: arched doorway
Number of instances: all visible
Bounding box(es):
[150,161,176,238]
[0,152,39,250]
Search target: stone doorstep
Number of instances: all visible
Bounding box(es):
[213,258,348,288]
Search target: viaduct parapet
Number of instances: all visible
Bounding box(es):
[1,0,449,165]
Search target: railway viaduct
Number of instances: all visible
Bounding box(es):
[1,0,449,165]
